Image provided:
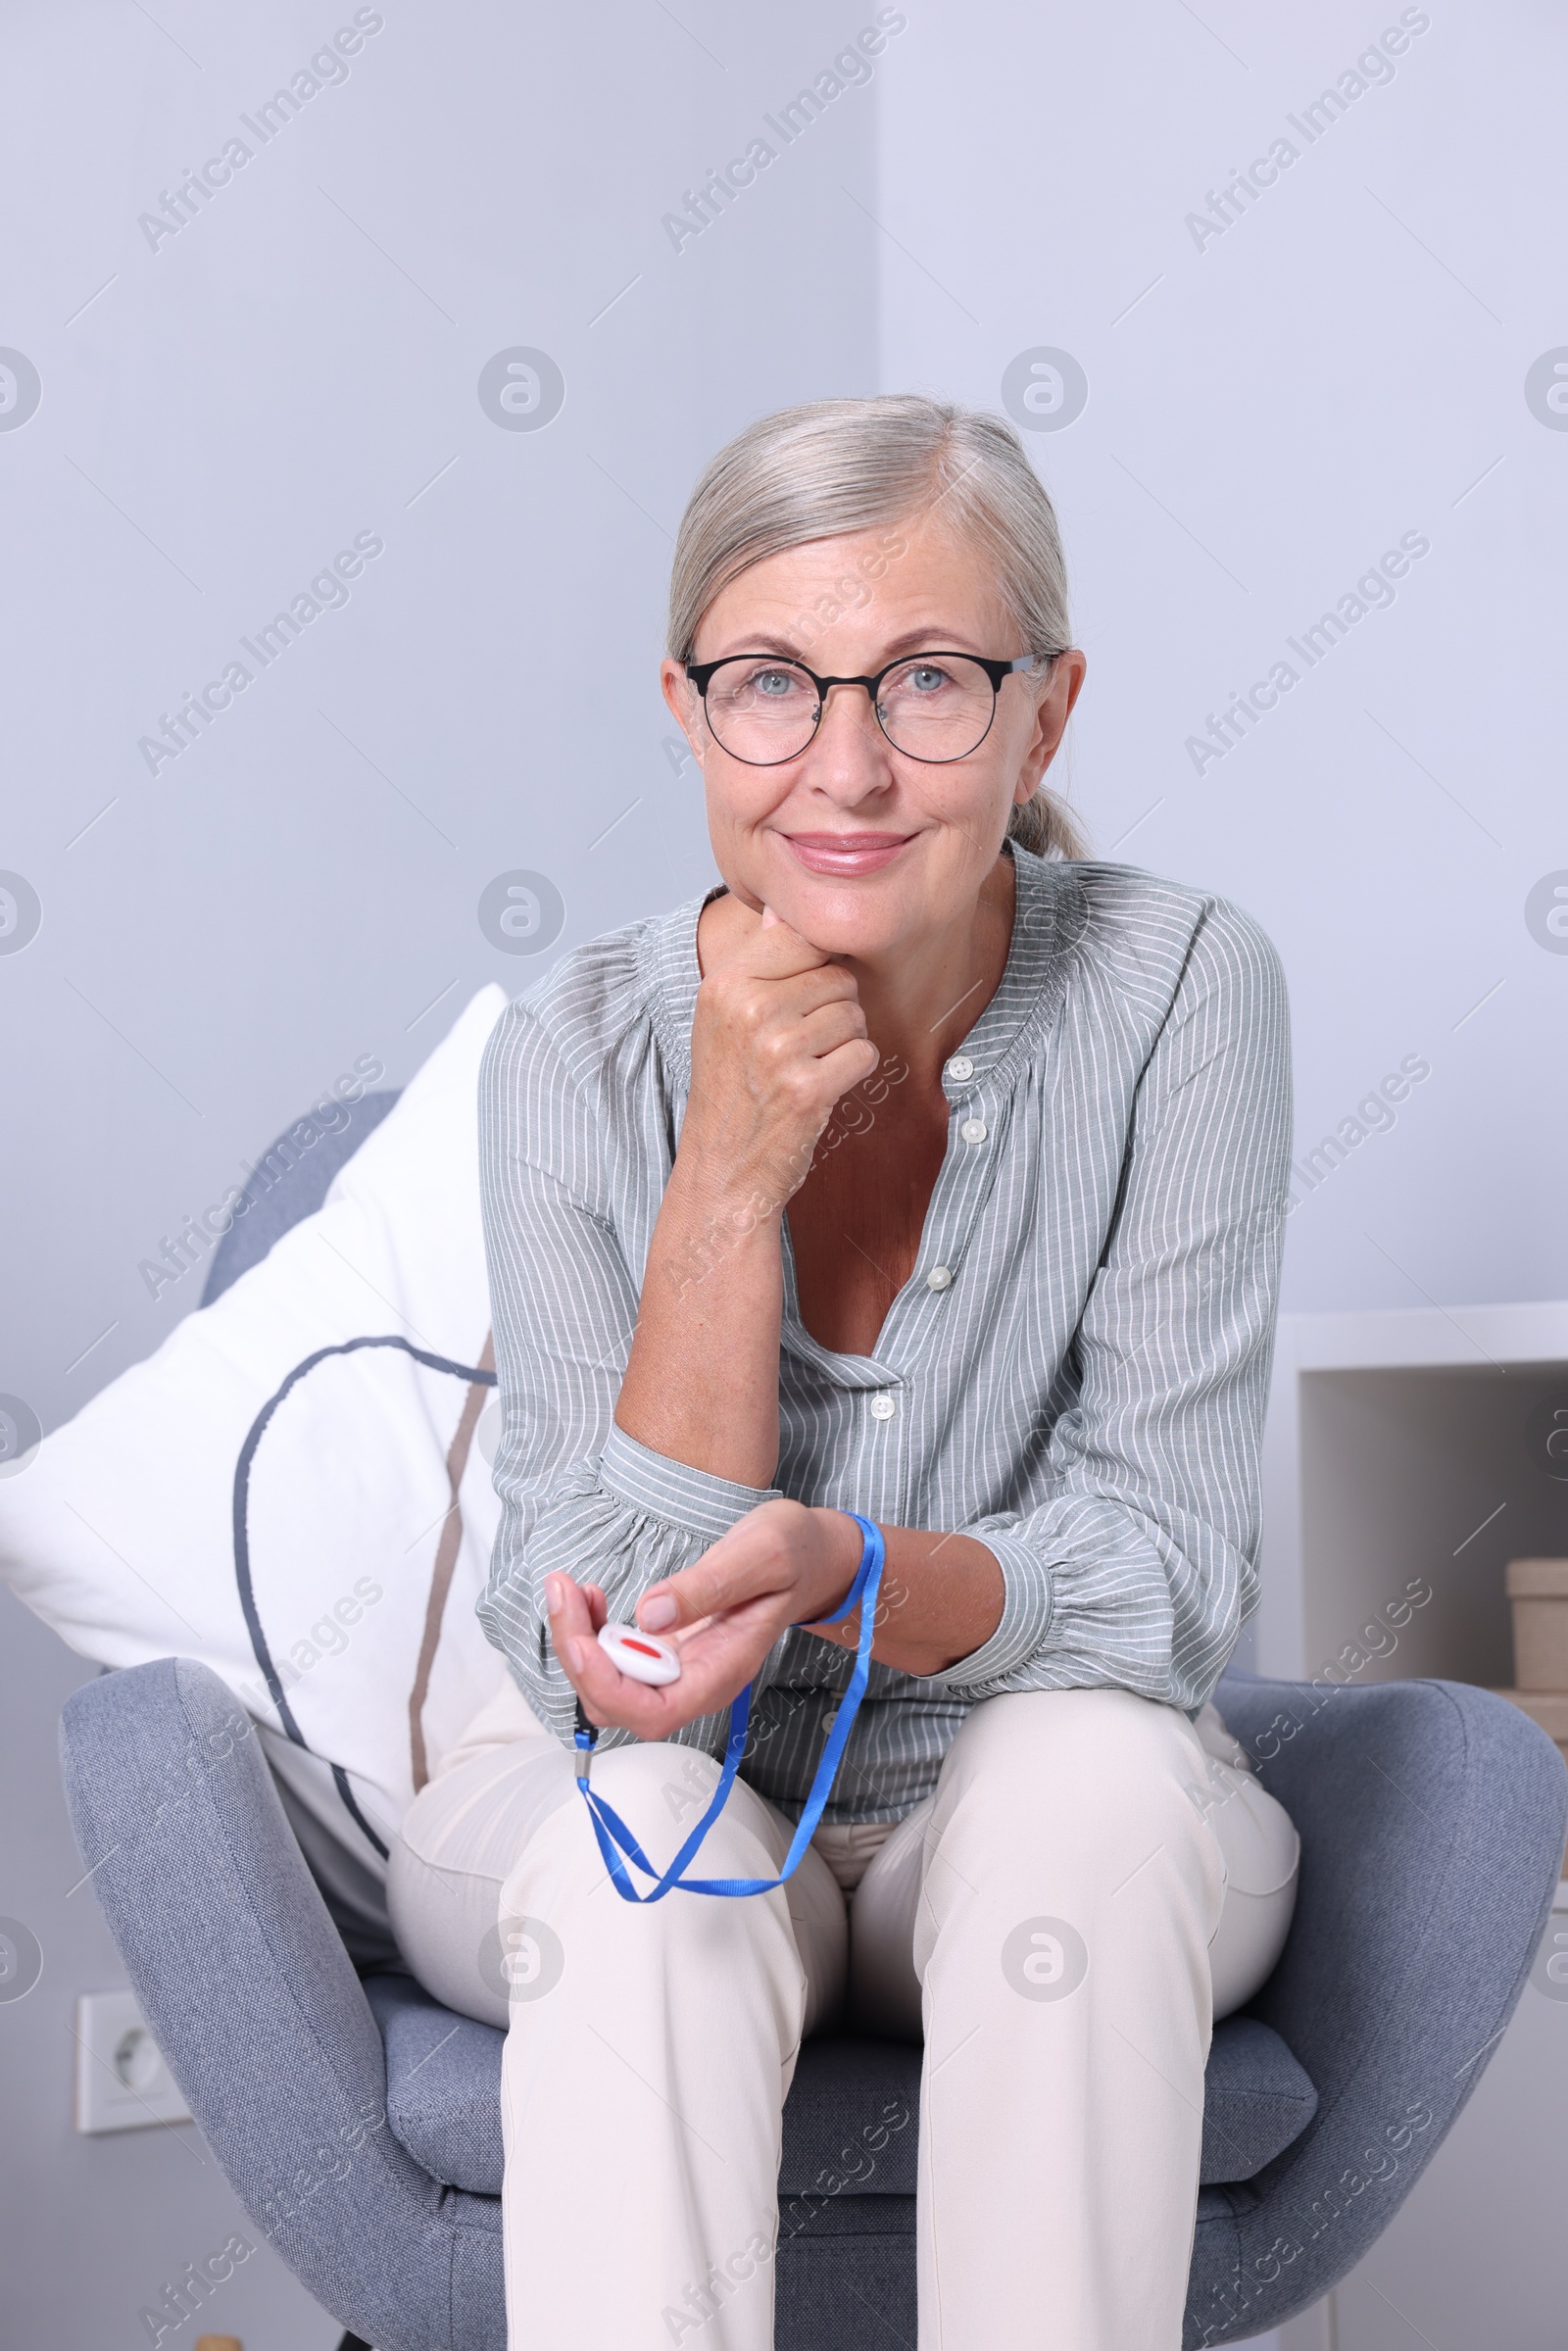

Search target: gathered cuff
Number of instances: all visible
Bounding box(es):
[598,1420,783,1544]
[907,1529,1054,1694]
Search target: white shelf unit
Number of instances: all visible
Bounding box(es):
[1256,1300,1568,2351]
[1257,1300,1568,1690]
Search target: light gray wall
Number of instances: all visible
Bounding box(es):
[3,0,1563,2343]
[1,2,880,2340]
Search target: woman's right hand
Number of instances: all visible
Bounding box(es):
[679,906,881,1217]
[617,903,876,1483]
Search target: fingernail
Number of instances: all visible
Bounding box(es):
[639,1595,678,1631]
[566,1639,587,1673]
[546,1576,565,1614]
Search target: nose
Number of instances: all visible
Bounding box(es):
[799,678,894,801]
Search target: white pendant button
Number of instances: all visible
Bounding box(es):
[961,1117,988,1146]
[945,1054,974,1083]
[598,1623,682,1685]
[926,1264,954,1292]
[869,1392,897,1421]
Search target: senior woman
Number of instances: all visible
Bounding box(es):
[388,394,1299,2351]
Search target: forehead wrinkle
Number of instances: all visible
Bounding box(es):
[702,631,814,661]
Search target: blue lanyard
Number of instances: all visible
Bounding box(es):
[573,1515,885,1901]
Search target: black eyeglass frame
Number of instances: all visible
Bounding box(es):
[682,649,1055,767]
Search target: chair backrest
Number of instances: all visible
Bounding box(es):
[202,1090,402,1303]
[1198,1668,1566,2339]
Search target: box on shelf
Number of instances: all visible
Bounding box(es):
[1489,1687,1568,1767]
[1492,1562,1568,1819]
[1507,1558,1568,1693]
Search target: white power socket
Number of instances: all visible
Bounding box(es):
[74,1989,192,2133]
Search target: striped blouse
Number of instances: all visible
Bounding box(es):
[475,846,1292,1824]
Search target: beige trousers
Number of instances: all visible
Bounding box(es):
[389,1684,1298,2351]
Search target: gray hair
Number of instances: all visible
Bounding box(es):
[667,394,1085,859]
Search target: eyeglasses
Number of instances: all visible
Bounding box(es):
[683,649,1054,767]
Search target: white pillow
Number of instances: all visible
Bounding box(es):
[0,985,516,1887]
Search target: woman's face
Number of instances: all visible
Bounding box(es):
[661,510,1085,960]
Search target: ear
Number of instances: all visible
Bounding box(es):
[660,658,707,764]
[1020,650,1087,789]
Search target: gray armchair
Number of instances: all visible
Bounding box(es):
[56,1104,1568,2349]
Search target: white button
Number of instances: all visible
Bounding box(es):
[945,1054,974,1082]
[926,1264,954,1292]
[961,1117,988,1146]
[869,1392,897,1421]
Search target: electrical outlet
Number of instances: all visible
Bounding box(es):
[74,1989,192,2133]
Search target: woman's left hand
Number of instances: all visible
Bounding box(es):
[546,1499,866,1738]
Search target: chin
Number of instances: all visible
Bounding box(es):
[770,874,930,958]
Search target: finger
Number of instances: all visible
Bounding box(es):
[639,1595,794,1706]
[795,999,873,1061]
[636,1558,763,1636]
[814,1036,883,1096]
[637,1516,791,1633]
[768,963,863,1017]
[545,1574,598,1666]
[730,921,839,980]
[760,904,781,929]
[751,1009,869,1102]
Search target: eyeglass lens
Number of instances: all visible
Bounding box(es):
[702,656,1000,764]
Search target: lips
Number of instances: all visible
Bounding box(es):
[782,831,914,876]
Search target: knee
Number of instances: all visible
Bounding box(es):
[948,1686,1200,1785]
[587,1740,721,1863]
[580,1741,783,1886]
[937,1690,1210,1859]
[588,1738,721,1814]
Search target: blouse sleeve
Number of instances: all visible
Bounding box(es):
[473,997,784,1751]
[911,896,1293,1712]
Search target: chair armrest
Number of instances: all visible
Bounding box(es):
[1184,1673,1567,2344]
[60,1656,502,2351]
